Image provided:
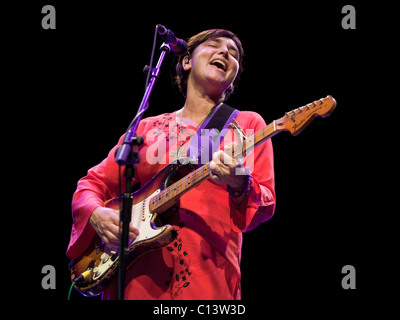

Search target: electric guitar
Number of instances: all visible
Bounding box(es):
[69,95,337,296]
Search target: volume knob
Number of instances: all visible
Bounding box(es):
[100,253,109,263]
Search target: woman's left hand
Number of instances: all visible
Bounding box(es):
[209,145,247,189]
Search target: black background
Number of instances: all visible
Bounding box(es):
[6,0,391,314]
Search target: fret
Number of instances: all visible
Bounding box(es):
[160,191,165,204]
[184,176,189,189]
[177,180,182,194]
[190,172,195,185]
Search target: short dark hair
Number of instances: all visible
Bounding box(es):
[175,29,244,100]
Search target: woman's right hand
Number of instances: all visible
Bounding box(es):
[89,207,140,249]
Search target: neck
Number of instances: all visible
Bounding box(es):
[181,80,225,122]
[181,98,215,120]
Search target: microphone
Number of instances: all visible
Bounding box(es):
[157,24,188,56]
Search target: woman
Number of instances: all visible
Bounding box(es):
[67,29,276,299]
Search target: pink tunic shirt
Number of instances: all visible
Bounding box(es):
[67,110,276,299]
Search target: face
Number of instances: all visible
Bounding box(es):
[183,37,240,99]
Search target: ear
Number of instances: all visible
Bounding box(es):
[182,54,192,71]
[224,85,234,100]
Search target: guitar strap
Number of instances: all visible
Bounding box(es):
[187,103,240,167]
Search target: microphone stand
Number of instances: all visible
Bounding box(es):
[114,42,172,300]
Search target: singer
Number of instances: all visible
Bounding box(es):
[67,29,276,299]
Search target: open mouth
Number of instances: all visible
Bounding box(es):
[210,59,227,72]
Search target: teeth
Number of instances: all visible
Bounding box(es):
[211,59,226,71]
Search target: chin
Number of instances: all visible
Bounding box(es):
[206,76,230,92]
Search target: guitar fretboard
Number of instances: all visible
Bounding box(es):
[148,119,281,213]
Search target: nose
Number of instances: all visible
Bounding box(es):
[218,46,229,59]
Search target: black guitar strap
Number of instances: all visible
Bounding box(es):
[187,103,240,167]
[204,103,239,132]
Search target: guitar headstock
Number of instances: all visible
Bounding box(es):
[276,95,337,136]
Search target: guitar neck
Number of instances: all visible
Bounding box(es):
[240,119,282,156]
[148,119,281,213]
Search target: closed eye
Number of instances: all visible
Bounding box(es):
[229,50,239,60]
[205,39,239,60]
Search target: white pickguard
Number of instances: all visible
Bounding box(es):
[92,189,163,280]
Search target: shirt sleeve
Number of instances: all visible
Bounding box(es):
[66,134,139,259]
[228,111,276,232]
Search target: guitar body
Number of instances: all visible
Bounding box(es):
[69,162,192,297]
